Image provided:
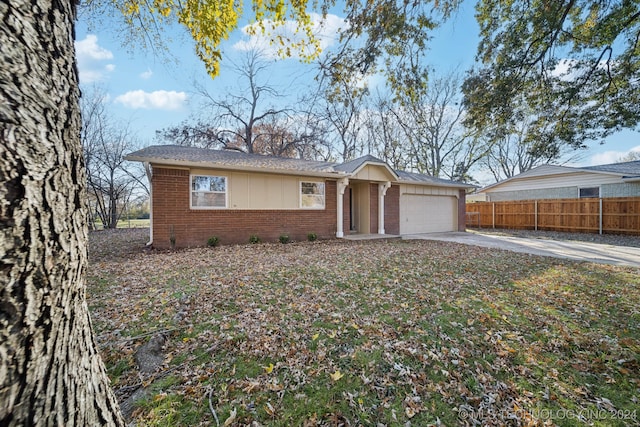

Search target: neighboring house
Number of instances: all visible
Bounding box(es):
[474,161,640,202]
[125,145,474,248]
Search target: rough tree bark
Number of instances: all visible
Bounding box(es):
[0,0,124,425]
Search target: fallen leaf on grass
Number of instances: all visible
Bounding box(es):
[330,370,344,382]
[265,402,276,416]
[223,408,236,426]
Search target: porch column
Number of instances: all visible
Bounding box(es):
[336,178,349,238]
[378,182,391,234]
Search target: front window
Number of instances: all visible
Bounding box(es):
[579,187,599,198]
[300,181,325,209]
[191,175,227,208]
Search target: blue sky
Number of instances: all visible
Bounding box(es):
[75,2,639,170]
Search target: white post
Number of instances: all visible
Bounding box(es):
[336,178,349,238]
[378,182,391,234]
[144,162,153,246]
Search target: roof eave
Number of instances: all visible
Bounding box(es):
[124,156,347,179]
[576,168,628,177]
[396,178,475,189]
[350,161,399,181]
[477,167,631,193]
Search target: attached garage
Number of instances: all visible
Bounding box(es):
[399,184,460,234]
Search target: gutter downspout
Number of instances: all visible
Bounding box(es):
[144,162,153,246]
[336,177,349,238]
[378,181,391,234]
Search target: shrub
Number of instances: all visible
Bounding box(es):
[207,236,219,247]
[249,235,261,244]
[307,232,317,242]
[279,234,290,244]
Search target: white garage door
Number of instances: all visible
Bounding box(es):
[400,194,457,234]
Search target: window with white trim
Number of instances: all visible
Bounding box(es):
[579,187,599,198]
[191,175,227,208]
[300,181,325,209]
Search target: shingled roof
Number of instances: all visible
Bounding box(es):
[125,145,338,174]
[126,145,473,188]
[334,154,389,173]
[396,170,471,187]
[583,160,640,178]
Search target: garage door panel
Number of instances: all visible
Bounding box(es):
[400,194,456,234]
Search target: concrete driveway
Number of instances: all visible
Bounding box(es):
[403,231,640,267]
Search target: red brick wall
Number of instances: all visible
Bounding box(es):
[342,186,351,236]
[151,167,337,248]
[384,185,400,235]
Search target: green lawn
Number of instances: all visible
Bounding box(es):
[93,218,150,229]
[87,229,640,426]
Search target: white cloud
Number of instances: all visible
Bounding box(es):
[76,34,113,60]
[587,145,640,165]
[233,13,346,59]
[114,90,188,110]
[75,35,115,83]
[551,58,618,82]
[140,69,153,79]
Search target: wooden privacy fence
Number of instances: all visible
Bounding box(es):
[466,197,640,235]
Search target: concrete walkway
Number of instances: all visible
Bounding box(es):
[402,231,640,267]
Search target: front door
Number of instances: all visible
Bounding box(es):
[349,183,370,234]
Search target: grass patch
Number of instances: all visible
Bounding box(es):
[88,231,640,426]
[93,219,150,229]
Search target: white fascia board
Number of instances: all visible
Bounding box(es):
[395,178,475,190]
[124,156,347,179]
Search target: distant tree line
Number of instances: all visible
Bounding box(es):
[81,88,149,229]
[156,49,584,185]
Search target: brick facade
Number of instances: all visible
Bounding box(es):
[384,185,400,235]
[342,186,351,236]
[151,168,448,247]
[152,167,337,248]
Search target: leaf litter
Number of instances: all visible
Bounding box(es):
[88,229,640,426]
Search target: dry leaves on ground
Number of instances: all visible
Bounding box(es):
[88,229,640,426]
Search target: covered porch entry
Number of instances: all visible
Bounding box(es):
[335,157,399,238]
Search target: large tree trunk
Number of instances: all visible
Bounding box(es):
[0,0,124,425]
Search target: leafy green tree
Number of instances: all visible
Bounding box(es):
[325,0,461,88]
[465,0,640,150]
[81,0,320,77]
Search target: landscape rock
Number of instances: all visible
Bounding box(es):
[134,334,166,373]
